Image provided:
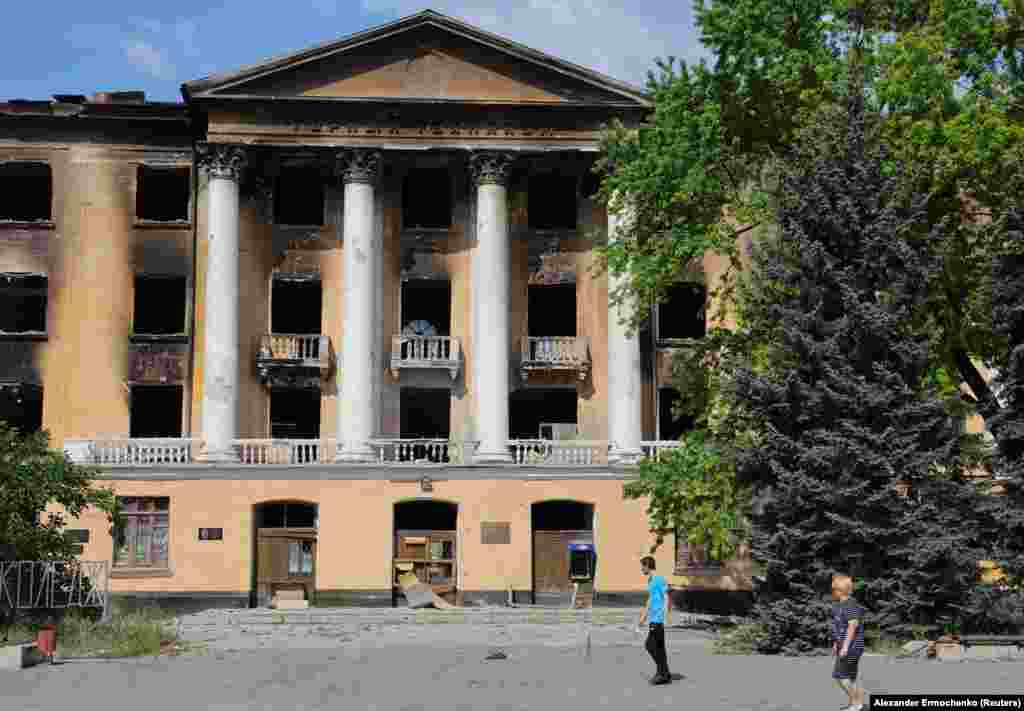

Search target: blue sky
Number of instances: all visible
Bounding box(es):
[0,1,706,102]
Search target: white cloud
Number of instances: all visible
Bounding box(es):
[357,0,706,87]
[121,39,174,80]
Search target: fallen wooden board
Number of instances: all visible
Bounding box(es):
[398,572,457,609]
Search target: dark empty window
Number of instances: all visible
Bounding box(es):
[136,166,190,222]
[400,388,450,438]
[659,388,696,441]
[580,169,602,200]
[528,284,576,337]
[510,389,576,439]
[0,163,51,222]
[133,275,186,335]
[658,283,706,340]
[272,278,322,334]
[528,172,577,230]
[0,385,43,434]
[257,502,317,528]
[270,388,320,439]
[129,385,183,437]
[403,168,452,229]
[401,280,451,336]
[275,167,324,226]
[0,274,47,333]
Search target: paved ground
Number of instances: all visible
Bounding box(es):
[4,610,1022,711]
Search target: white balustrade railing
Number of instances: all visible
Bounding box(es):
[509,440,608,465]
[390,336,461,379]
[370,439,476,464]
[521,336,590,365]
[258,334,330,364]
[641,440,684,461]
[233,439,336,465]
[87,438,198,464]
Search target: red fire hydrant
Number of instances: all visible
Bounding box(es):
[36,624,58,662]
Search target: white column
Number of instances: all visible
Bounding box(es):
[197,144,246,463]
[336,149,382,462]
[470,152,515,463]
[607,198,644,464]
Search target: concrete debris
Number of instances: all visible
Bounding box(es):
[398,572,457,609]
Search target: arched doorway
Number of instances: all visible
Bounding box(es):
[393,500,458,607]
[531,500,594,605]
[251,500,318,608]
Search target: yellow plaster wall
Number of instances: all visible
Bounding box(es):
[66,478,672,594]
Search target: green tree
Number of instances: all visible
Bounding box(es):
[0,422,118,562]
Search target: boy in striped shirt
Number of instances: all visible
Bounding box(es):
[831,574,866,711]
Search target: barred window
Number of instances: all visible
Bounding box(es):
[113,497,169,568]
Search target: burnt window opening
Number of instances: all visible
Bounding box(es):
[510,389,577,439]
[269,388,321,439]
[275,167,324,226]
[394,500,457,530]
[257,502,317,528]
[129,385,183,438]
[528,172,577,230]
[659,387,696,441]
[400,388,450,439]
[528,284,576,337]
[271,278,322,334]
[400,280,450,336]
[0,385,43,434]
[403,168,452,229]
[0,274,47,333]
[133,275,186,335]
[580,169,602,200]
[136,166,190,222]
[657,283,706,340]
[531,500,593,531]
[0,163,51,222]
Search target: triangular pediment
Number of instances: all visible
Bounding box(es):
[183,11,649,107]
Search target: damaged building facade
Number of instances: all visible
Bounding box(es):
[0,10,752,610]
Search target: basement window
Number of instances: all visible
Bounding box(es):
[275,167,324,226]
[133,275,187,336]
[657,283,706,341]
[129,385,183,437]
[403,168,452,229]
[528,172,577,230]
[271,277,322,334]
[0,274,47,334]
[0,162,51,222]
[136,166,190,222]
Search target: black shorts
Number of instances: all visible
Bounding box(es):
[832,652,861,681]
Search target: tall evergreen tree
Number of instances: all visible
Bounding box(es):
[732,102,990,654]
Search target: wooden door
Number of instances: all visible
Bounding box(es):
[532,530,592,594]
[256,528,317,605]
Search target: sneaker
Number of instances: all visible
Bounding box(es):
[649,674,671,685]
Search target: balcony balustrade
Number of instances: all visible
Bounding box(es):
[63,437,680,467]
[256,334,333,389]
[641,440,684,461]
[389,336,461,380]
[520,336,591,381]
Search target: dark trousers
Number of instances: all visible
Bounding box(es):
[645,623,670,676]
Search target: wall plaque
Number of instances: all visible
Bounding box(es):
[198,528,223,541]
[481,522,511,545]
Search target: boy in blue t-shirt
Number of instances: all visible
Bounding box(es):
[638,556,672,685]
[831,574,866,711]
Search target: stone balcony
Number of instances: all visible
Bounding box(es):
[256,334,334,389]
[520,336,591,382]
[389,335,461,380]
[63,438,683,468]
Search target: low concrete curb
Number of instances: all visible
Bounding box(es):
[0,643,44,671]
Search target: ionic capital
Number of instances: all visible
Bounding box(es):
[336,149,382,185]
[196,143,247,182]
[469,151,516,187]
